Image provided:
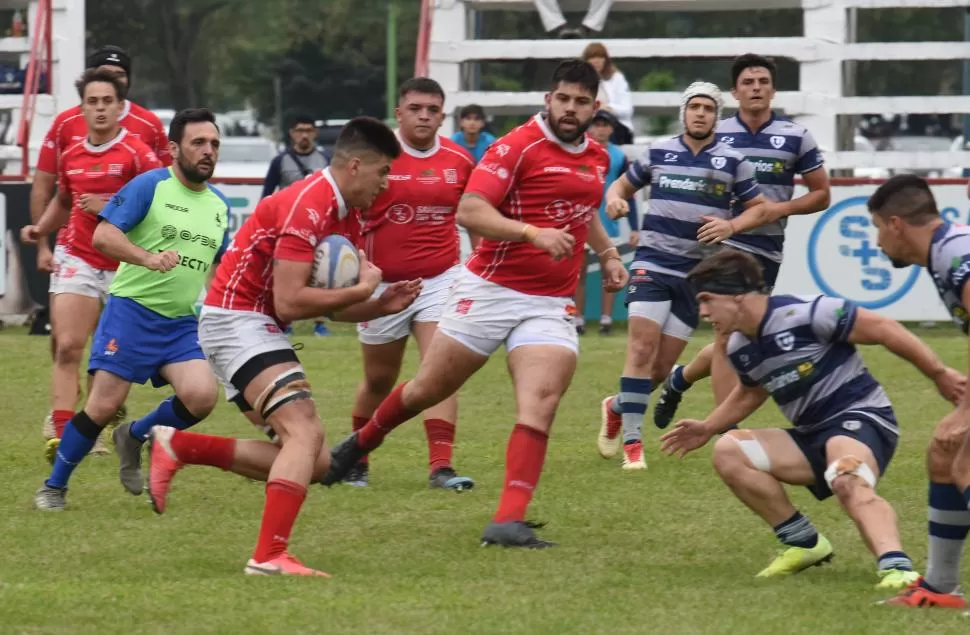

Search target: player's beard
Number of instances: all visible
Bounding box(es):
[685,123,714,141]
[179,155,213,183]
[548,112,592,144]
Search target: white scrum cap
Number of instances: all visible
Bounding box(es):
[680,81,723,129]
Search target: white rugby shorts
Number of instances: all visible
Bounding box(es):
[357,265,459,345]
[49,244,114,301]
[437,268,579,356]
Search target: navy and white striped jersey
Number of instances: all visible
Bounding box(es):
[626,136,760,278]
[927,222,970,334]
[715,115,824,264]
[727,295,895,434]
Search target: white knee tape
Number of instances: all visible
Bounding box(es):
[824,456,877,489]
[732,437,771,472]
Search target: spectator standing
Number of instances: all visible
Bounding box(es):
[582,42,634,145]
[451,105,496,164]
[534,0,613,38]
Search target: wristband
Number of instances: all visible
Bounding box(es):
[597,246,620,259]
[521,224,540,243]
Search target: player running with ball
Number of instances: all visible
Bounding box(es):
[346,77,475,490]
[661,249,964,589]
[865,175,970,609]
[147,118,419,576]
[321,59,628,548]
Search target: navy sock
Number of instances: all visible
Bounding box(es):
[773,511,819,549]
[47,411,101,489]
[129,397,202,443]
[668,365,692,393]
[964,485,970,511]
[877,550,913,572]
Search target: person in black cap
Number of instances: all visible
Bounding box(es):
[574,108,638,336]
[30,45,171,454]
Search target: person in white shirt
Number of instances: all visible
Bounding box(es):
[534,0,613,38]
[582,42,634,144]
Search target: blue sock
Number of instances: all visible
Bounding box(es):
[877,550,913,572]
[46,411,101,489]
[129,396,202,443]
[619,376,651,444]
[668,365,692,393]
[773,511,819,549]
[925,482,970,593]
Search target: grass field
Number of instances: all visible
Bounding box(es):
[1,322,969,634]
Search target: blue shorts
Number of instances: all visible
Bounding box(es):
[625,265,699,332]
[786,408,899,501]
[88,295,205,387]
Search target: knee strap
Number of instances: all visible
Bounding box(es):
[252,367,313,421]
[824,455,877,489]
[727,430,771,472]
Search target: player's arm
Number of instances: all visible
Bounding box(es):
[763,167,830,222]
[764,131,830,222]
[848,309,948,378]
[33,188,72,237]
[586,210,629,292]
[94,173,175,270]
[703,383,770,433]
[329,278,422,323]
[272,258,379,323]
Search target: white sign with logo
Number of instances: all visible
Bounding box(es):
[777,184,966,322]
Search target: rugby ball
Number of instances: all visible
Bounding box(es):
[310,235,360,289]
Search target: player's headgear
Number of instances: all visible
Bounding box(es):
[87,45,131,76]
[679,81,723,129]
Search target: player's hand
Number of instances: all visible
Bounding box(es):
[145,250,179,272]
[660,419,713,458]
[20,224,42,245]
[933,367,967,405]
[601,258,628,293]
[357,250,383,292]
[78,194,106,214]
[36,242,54,272]
[378,279,423,314]
[606,198,629,220]
[628,231,640,248]
[698,216,737,244]
[532,228,575,261]
[933,407,970,451]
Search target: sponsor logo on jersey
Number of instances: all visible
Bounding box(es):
[443,168,458,184]
[108,163,124,176]
[748,156,786,174]
[657,174,726,197]
[165,203,189,213]
[160,224,219,249]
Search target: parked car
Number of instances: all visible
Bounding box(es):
[213,136,278,179]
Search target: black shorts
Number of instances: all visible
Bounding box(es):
[786,408,898,501]
[724,247,780,292]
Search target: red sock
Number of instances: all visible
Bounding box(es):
[351,415,370,465]
[424,418,455,472]
[493,424,549,524]
[252,479,307,563]
[169,430,236,469]
[357,383,420,450]
[53,409,73,439]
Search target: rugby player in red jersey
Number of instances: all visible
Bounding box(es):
[322,60,629,548]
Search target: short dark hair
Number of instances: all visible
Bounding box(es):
[687,250,766,295]
[731,54,777,88]
[288,112,316,129]
[169,108,218,144]
[550,59,600,98]
[75,68,127,102]
[459,104,485,120]
[867,174,939,225]
[398,77,445,102]
[332,116,401,164]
